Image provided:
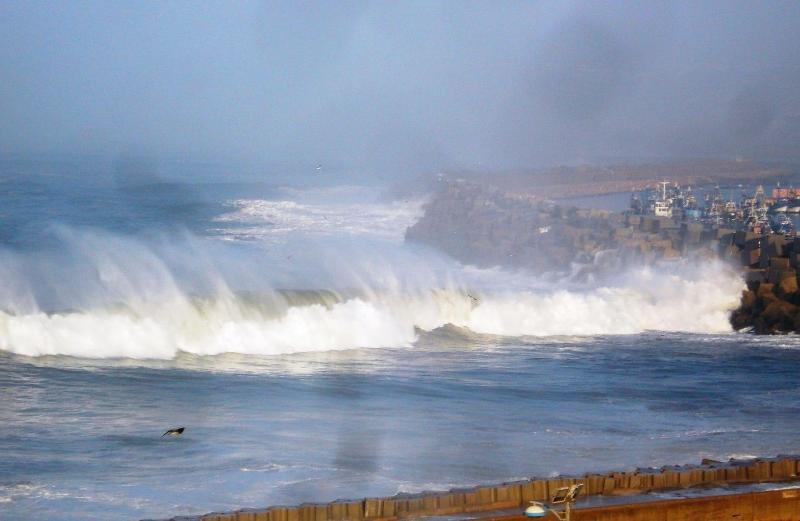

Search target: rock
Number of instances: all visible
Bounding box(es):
[741,248,760,267]
[756,283,775,298]
[730,290,758,330]
[777,275,799,296]
[716,228,735,240]
[770,256,791,270]
[740,289,756,309]
[760,300,798,333]
[768,268,797,285]
[763,235,787,257]
[744,269,766,285]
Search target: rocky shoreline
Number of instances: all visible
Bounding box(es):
[405,179,799,334]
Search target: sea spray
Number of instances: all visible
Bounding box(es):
[0,226,745,358]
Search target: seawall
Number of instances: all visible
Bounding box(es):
[157,456,800,521]
[448,488,800,521]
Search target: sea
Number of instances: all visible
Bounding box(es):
[1,157,800,521]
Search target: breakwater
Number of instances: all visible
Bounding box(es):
[405,180,726,273]
[405,179,800,333]
[726,232,800,333]
[162,456,800,521]
[407,181,678,273]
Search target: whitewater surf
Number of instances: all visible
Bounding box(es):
[0,246,743,359]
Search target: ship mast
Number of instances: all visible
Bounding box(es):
[659,181,669,201]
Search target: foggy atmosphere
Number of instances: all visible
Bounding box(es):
[2,2,800,521]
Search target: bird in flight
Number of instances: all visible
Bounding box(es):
[162,427,185,437]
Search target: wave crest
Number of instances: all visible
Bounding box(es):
[0,259,743,359]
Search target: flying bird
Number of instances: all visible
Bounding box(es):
[162,427,185,437]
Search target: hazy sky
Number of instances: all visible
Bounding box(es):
[2,0,800,173]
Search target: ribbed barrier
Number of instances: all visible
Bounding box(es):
[571,488,800,521]
[183,456,800,521]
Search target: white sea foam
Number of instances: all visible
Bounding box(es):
[240,463,288,472]
[727,453,758,460]
[211,191,426,243]
[460,263,743,337]
[0,257,743,359]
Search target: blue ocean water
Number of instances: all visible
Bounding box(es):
[1,157,799,521]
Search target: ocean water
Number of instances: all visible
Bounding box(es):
[1,158,800,521]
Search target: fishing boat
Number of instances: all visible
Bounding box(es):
[770,199,789,213]
[771,213,795,235]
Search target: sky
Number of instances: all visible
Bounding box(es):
[1,0,800,175]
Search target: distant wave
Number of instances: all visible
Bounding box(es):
[210,190,426,243]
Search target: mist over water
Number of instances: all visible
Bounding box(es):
[3,2,800,519]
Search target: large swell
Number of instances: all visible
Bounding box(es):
[0,225,743,359]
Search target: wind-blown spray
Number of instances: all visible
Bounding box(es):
[0,227,743,359]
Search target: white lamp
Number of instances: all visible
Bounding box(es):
[524,502,548,517]
[524,484,583,521]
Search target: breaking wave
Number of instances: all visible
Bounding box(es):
[210,188,426,243]
[0,226,744,359]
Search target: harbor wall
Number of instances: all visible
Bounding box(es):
[181,456,800,521]
[404,181,691,273]
[404,179,800,333]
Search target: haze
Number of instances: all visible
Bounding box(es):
[2,0,800,175]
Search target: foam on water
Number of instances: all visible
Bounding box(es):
[211,186,426,242]
[0,257,743,359]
